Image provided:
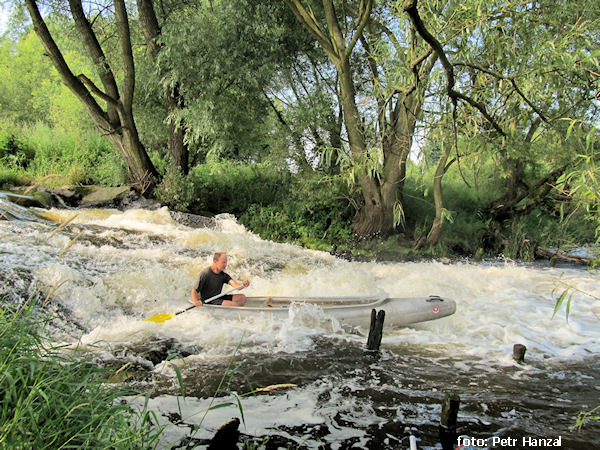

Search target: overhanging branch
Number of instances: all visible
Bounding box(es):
[403,0,506,138]
[455,62,550,123]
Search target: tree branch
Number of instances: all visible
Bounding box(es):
[68,0,120,124]
[403,0,506,137]
[137,0,161,56]
[24,0,112,132]
[285,0,338,61]
[455,62,550,123]
[78,74,120,107]
[346,0,373,56]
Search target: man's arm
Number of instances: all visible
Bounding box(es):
[229,279,250,288]
[191,289,203,307]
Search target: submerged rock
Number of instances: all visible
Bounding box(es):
[169,211,216,229]
[80,186,132,207]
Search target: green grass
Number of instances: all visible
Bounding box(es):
[0,300,163,448]
[0,166,32,188]
[0,120,127,188]
[0,287,291,449]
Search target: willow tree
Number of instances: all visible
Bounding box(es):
[155,0,311,166]
[24,0,159,190]
[286,0,599,245]
[403,0,600,247]
[286,0,443,237]
[136,0,189,174]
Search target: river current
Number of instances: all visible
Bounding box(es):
[1,207,599,449]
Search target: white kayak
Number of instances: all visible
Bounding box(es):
[197,294,456,329]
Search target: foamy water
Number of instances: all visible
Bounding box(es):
[2,207,599,448]
[14,207,598,363]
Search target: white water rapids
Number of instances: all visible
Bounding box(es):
[1,207,599,449]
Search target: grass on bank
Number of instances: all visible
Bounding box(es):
[0,300,162,448]
[1,120,126,188]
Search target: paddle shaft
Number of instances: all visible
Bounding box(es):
[145,284,245,323]
[184,284,245,310]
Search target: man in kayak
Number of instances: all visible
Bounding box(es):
[191,252,250,307]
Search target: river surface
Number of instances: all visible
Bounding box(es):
[1,208,599,449]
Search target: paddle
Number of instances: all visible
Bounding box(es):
[145,284,245,323]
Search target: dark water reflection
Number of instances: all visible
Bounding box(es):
[155,337,600,449]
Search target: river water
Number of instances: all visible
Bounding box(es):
[1,208,599,449]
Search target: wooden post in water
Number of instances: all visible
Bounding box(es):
[439,392,460,450]
[440,392,460,430]
[366,309,385,351]
[513,344,527,363]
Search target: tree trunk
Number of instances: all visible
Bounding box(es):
[336,58,389,236]
[288,0,423,237]
[137,0,190,174]
[25,0,159,191]
[415,141,452,249]
[484,120,544,222]
[108,111,157,192]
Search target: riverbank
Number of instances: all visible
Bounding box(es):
[0,303,161,447]
[2,185,598,267]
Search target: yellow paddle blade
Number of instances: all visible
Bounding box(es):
[145,313,175,323]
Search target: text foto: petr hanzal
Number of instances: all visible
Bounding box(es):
[457,435,562,448]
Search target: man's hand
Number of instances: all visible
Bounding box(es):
[191,289,203,307]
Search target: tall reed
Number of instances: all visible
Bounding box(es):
[0,301,162,448]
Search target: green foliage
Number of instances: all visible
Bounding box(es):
[155,160,290,215]
[0,31,95,134]
[24,122,126,186]
[557,121,600,241]
[158,0,309,162]
[0,302,161,448]
[0,25,127,188]
[189,161,290,215]
[0,166,31,188]
[402,156,598,258]
[401,162,489,254]
[154,164,195,212]
[0,120,126,187]
[240,173,354,247]
[575,405,600,432]
[0,120,35,169]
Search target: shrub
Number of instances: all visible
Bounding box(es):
[239,174,354,247]
[0,126,35,169]
[154,164,195,212]
[0,166,32,188]
[187,161,290,216]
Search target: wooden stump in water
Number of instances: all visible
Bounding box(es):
[440,392,460,430]
[207,418,240,450]
[366,309,385,351]
[513,344,527,363]
[439,392,460,450]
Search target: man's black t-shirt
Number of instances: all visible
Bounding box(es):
[193,267,232,302]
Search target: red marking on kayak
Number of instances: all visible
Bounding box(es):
[433,306,440,313]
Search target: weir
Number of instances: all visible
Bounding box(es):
[1,207,599,448]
